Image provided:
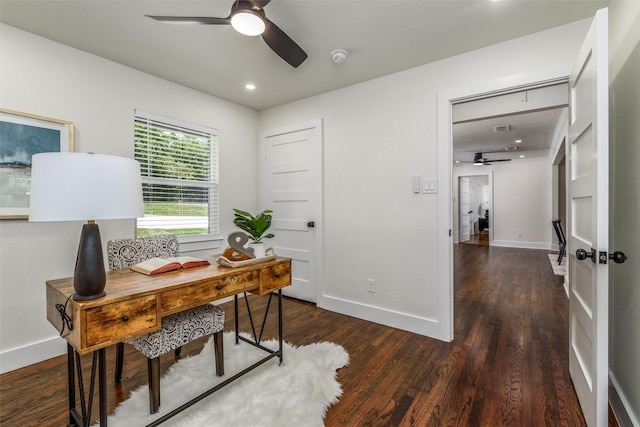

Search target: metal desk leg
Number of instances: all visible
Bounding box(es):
[278,289,283,365]
[144,289,287,427]
[67,344,76,427]
[66,346,108,427]
[234,295,239,344]
[98,348,107,425]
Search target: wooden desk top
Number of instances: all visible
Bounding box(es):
[46,257,291,354]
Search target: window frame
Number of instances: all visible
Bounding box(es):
[134,109,222,252]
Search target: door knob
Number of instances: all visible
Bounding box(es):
[576,248,596,262]
[307,221,315,228]
[609,251,627,264]
[577,248,628,264]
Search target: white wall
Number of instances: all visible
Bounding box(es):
[454,160,553,249]
[0,24,260,373]
[259,20,590,338]
[608,1,640,425]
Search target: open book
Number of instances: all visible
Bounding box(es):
[131,256,210,275]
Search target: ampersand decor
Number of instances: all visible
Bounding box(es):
[225,231,255,259]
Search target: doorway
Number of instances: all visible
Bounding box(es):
[435,68,572,342]
[457,174,491,246]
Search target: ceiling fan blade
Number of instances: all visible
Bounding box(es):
[261,19,307,67]
[243,0,271,9]
[486,158,511,162]
[146,16,230,25]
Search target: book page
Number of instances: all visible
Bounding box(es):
[166,256,211,268]
[131,257,180,275]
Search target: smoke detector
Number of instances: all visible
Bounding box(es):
[330,49,348,63]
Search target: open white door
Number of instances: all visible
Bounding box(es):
[459,177,471,242]
[568,8,609,426]
[262,120,323,303]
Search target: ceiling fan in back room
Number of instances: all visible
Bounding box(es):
[472,152,512,166]
[146,0,308,68]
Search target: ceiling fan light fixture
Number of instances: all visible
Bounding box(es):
[230,10,266,36]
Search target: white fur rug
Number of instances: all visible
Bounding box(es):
[548,253,567,276]
[103,333,349,426]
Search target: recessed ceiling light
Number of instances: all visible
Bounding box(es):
[515,139,522,143]
[245,83,256,90]
[455,160,460,163]
[520,155,525,158]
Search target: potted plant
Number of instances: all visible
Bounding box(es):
[233,208,274,258]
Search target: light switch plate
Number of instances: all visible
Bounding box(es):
[422,179,437,193]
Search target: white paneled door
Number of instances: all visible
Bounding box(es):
[568,8,609,427]
[459,177,471,242]
[262,120,323,303]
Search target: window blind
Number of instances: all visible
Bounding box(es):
[134,111,219,239]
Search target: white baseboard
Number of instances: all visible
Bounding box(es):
[491,240,551,250]
[0,336,67,374]
[609,372,640,427]
[317,294,451,342]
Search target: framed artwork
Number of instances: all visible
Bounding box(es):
[0,109,75,219]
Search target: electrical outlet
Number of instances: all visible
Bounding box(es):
[367,279,376,293]
[517,232,523,238]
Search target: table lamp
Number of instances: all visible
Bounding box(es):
[29,152,144,301]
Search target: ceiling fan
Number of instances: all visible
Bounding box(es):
[473,152,512,166]
[146,0,308,68]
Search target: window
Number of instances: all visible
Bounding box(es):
[134,110,219,244]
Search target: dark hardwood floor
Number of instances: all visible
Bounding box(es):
[0,245,618,426]
[461,232,489,246]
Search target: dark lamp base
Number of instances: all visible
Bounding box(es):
[73,290,107,301]
[73,222,107,301]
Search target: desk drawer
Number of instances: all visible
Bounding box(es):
[85,296,158,347]
[256,263,291,295]
[160,271,259,313]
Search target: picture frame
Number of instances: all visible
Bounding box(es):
[0,109,75,219]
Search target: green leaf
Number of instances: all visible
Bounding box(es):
[232,208,275,242]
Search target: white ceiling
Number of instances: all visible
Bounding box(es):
[453,108,566,164]
[452,83,569,163]
[1,0,605,111]
[1,1,603,162]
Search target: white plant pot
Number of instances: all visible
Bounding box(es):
[249,242,266,258]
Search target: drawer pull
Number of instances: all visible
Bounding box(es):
[216,284,227,290]
[122,316,129,322]
[274,274,280,279]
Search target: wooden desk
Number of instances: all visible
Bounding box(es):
[46,257,291,426]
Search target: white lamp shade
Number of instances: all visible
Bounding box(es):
[29,152,144,222]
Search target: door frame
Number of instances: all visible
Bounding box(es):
[436,66,571,341]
